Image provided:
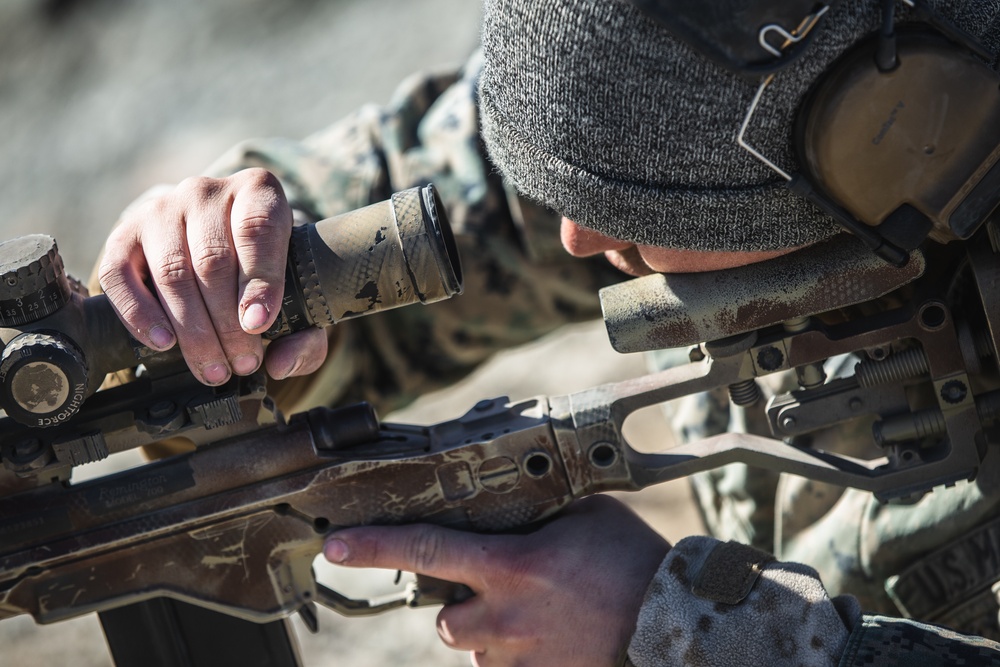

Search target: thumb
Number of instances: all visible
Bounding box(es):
[324,524,491,587]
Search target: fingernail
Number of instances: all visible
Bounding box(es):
[241,302,269,331]
[202,362,230,385]
[233,354,260,375]
[149,326,175,350]
[324,538,349,563]
[273,354,304,380]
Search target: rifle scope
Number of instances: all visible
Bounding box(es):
[0,185,462,428]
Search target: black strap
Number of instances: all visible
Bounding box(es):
[692,540,776,605]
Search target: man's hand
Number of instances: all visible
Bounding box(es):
[99,168,327,385]
[324,495,670,667]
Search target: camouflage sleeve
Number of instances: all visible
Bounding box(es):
[204,53,622,417]
[840,616,1000,666]
[628,536,857,667]
[626,537,1000,667]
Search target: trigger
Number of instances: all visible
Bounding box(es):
[298,601,319,634]
[408,574,475,607]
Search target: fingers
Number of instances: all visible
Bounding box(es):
[142,200,237,384]
[100,169,294,385]
[325,524,506,657]
[324,498,670,667]
[230,170,292,334]
[99,220,176,352]
[264,328,328,380]
[436,601,490,653]
[324,523,498,589]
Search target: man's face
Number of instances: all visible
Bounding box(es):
[559,218,798,275]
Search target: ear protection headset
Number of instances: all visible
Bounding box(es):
[629,0,1000,266]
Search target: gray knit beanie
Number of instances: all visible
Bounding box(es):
[479,0,1000,252]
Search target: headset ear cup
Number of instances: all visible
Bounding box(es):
[794,27,1000,246]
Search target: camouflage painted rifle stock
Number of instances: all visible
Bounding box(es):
[0,206,997,639]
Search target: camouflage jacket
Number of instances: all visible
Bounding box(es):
[204,55,1000,666]
[205,54,619,421]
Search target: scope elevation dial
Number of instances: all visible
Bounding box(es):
[0,234,72,327]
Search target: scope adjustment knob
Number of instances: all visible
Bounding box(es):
[0,234,72,327]
[0,332,89,427]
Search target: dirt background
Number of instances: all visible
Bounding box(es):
[0,2,702,665]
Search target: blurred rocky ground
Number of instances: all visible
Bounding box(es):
[0,0,484,278]
[0,1,702,665]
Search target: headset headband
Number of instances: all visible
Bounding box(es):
[629,0,841,75]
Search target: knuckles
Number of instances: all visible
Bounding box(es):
[96,169,291,364]
[152,251,198,290]
[231,171,291,248]
[96,268,141,321]
[237,167,284,196]
[402,527,450,574]
[189,241,238,281]
[233,213,285,242]
[96,252,129,295]
[101,284,145,323]
[175,175,223,202]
